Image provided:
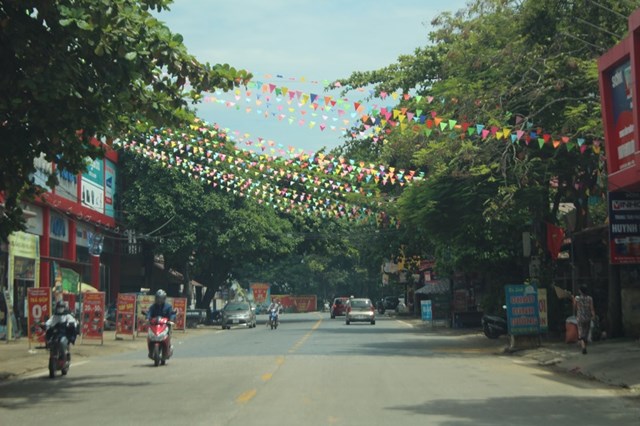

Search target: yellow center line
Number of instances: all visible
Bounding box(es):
[288,318,322,353]
[235,389,257,404]
[261,373,273,382]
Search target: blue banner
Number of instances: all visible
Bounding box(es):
[505,284,540,335]
[420,300,432,321]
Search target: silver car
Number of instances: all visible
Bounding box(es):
[345,298,376,325]
[221,301,257,329]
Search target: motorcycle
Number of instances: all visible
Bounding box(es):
[147,316,174,366]
[45,323,74,378]
[481,310,508,339]
[267,309,279,330]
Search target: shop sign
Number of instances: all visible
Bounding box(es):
[104,159,117,218]
[421,300,433,321]
[56,168,78,202]
[49,212,69,242]
[115,293,136,338]
[505,284,540,335]
[23,204,43,236]
[606,60,635,174]
[81,179,104,213]
[172,297,187,331]
[81,292,105,343]
[8,231,40,259]
[609,192,640,264]
[27,287,51,345]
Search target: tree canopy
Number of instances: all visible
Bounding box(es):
[0,0,250,239]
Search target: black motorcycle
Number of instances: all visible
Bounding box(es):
[45,323,76,378]
[481,312,508,339]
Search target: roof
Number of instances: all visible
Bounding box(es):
[415,280,450,295]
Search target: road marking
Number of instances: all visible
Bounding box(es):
[395,320,414,328]
[275,356,285,365]
[432,348,497,354]
[288,318,322,353]
[261,373,273,382]
[235,388,257,404]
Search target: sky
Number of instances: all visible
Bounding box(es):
[158,0,469,154]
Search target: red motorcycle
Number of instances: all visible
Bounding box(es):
[147,317,173,367]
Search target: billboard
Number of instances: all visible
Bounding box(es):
[609,191,640,264]
[250,283,271,304]
[27,287,51,346]
[505,284,540,335]
[104,159,117,217]
[81,158,104,213]
[607,60,635,173]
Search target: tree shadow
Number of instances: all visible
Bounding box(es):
[385,394,640,426]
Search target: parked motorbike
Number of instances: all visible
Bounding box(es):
[147,317,173,366]
[268,309,279,330]
[481,311,508,339]
[45,323,74,378]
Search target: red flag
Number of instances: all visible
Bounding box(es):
[546,223,565,260]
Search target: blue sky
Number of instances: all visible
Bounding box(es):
[158,0,469,154]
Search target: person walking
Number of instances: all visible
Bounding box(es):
[573,285,596,354]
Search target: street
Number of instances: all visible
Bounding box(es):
[0,313,638,426]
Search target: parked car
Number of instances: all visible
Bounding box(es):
[330,297,349,319]
[221,301,257,329]
[345,298,375,325]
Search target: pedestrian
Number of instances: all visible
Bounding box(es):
[573,285,595,354]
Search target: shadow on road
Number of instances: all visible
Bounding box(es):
[0,374,151,410]
[385,394,639,426]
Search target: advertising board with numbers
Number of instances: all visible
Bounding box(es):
[115,293,137,338]
[81,292,105,344]
[27,287,51,346]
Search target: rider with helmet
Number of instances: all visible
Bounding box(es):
[146,289,175,321]
[45,301,78,358]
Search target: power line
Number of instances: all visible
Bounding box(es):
[584,0,628,20]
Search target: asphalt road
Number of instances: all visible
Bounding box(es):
[0,313,638,426]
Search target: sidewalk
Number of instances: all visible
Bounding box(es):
[0,327,209,382]
[516,337,640,392]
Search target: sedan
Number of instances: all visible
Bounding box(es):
[345,298,376,325]
[221,301,257,329]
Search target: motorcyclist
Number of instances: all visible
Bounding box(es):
[267,300,281,326]
[146,289,176,321]
[146,290,175,359]
[45,301,78,359]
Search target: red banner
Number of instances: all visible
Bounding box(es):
[172,297,187,331]
[271,295,292,308]
[81,292,105,343]
[136,295,156,335]
[292,295,317,313]
[27,287,51,345]
[250,283,271,304]
[115,293,136,337]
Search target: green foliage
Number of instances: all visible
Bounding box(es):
[0,0,250,239]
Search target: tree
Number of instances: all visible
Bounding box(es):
[0,0,250,239]
[119,151,299,308]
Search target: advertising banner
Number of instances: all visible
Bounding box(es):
[104,159,117,218]
[505,284,540,335]
[271,295,292,309]
[250,283,271,304]
[606,60,635,174]
[172,297,187,331]
[56,168,78,202]
[292,295,317,313]
[81,292,105,344]
[7,232,40,341]
[81,158,105,213]
[27,287,51,346]
[115,293,136,338]
[61,268,80,294]
[609,192,640,264]
[538,288,548,334]
[136,295,156,335]
[420,300,433,321]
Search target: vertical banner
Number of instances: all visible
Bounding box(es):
[609,192,640,264]
[420,300,433,322]
[605,60,634,175]
[115,293,136,339]
[505,284,540,336]
[172,297,187,331]
[81,292,105,344]
[250,283,271,305]
[538,288,548,333]
[104,159,117,218]
[27,287,51,347]
[136,295,155,336]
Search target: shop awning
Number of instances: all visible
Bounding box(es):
[415,280,450,295]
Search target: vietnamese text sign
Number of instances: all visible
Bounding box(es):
[421,300,433,321]
[136,295,156,335]
[505,284,540,335]
[609,192,640,264]
[81,292,105,343]
[27,287,51,345]
[607,60,635,174]
[172,297,187,331]
[104,159,117,218]
[538,288,548,333]
[115,293,136,337]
